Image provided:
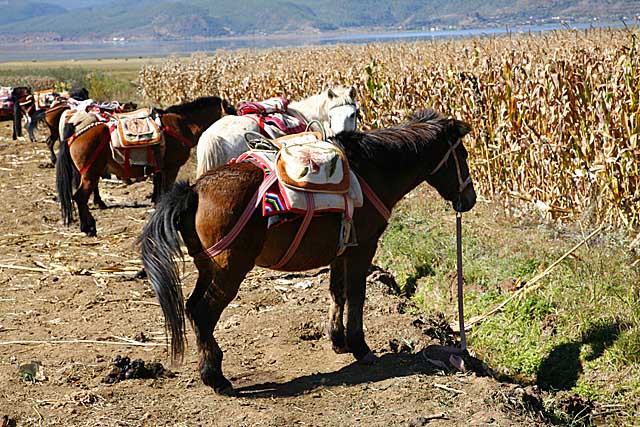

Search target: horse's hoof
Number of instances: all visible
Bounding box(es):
[134,269,147,279]
[214,384,236,396]
[332,344,349,354]
[95,201,108,210]
[357,351,379,365]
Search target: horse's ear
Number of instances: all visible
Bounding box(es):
[349,86,356,99]
[451,118,471,138]
[327,88,336,99]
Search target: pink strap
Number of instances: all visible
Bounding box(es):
[198,172,278,259]
[271,193,315,270]
[356,173,391,222]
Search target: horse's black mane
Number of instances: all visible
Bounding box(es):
[158,96,223,115]
[335,108,452,170]
[69,87,90,101]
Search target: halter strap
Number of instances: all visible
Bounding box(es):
[162,125,197,149]
[328,102,357,131]
[430,138,472,193]
[356,173,391,222]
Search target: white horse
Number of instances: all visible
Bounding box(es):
[196,86,357,178]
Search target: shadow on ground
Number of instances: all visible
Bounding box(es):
[536,320,625,391]
[236,352,436,398]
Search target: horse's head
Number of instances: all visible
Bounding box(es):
[325,86,358,135]
[11,86,32,101]
[423,115,476,212]
[122,101,138,112]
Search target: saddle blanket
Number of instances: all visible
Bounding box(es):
[237,96,307,139]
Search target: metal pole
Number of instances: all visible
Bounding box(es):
[456,212,467,351]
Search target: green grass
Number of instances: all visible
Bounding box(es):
[0,60,146,103]
[375,184,640,425]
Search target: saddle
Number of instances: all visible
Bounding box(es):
[275,132,350,194]
[111,108,163,147]
[237,96,307,139]
[109,108,165,177]
[64,104,164,179]
[35,89,56,111]
[200,130,361,268]
[0,87,13,117]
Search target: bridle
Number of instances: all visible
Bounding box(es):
[429,137,472,194]
[328,103,357,132]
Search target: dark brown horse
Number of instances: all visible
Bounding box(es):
[56,96,236,236]
[139,108,477,395]
[11,86,34,140]
[28,88,92,163]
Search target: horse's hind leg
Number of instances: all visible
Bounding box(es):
[73,173,100,236]
[185,257,238,394]
[344,242,379,363]
[329,257,348,354]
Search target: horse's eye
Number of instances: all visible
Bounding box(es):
[349,112,355,118]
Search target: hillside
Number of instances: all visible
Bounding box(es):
[0,0,638,41]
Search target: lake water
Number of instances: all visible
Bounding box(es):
[0,21,630,62]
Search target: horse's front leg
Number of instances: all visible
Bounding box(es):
[46,135,57,166]
[92,184,107,209]
[329,257,348,354]
[345,242,379,363]
[151,172,163,204]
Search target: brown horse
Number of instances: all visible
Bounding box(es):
[56,96,236,236]
[139,108,477,395]
[28,88,92,164]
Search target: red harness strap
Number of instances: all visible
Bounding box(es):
[162,125,196,149]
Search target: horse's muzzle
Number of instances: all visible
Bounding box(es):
[452,184,477,212]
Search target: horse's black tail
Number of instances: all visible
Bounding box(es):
[12,98,22,140]
[138,181,198,364]
[28,109,46,142]
[56,123,77,226]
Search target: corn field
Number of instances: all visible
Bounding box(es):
[139,28,640,228]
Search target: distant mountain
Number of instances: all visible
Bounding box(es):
[0,1,67,26]
[0,0,638,41]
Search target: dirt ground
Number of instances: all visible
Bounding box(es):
[0,121,549,427]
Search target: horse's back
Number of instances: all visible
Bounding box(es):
[196,115,259,177]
